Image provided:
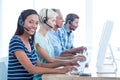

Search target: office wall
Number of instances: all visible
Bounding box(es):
[0,0,3,58]
[1,0,34,58]
[93,0,120,47]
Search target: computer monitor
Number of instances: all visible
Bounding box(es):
[96,20,117,74]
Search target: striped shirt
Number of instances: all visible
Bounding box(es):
[58,25,74,51]
[8,35,37,80]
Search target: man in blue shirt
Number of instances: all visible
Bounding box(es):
[47,9,64,56]
[57,13,87,56]
[47,9,87,57]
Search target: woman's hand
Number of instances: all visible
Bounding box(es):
[59,66,77,73]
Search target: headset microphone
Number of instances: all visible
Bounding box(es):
[23,27,29,31]
[42,9,53,28]
[45,23,53,28]
[18,15,30,31]
[68,20,75,31]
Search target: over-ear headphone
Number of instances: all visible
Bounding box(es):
[68,20,75,31]
[42,9,48,23]
[68,20,72,25]
[18,14,29,31]
[18,15,24,26]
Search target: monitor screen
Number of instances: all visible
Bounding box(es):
[96,20,114,68]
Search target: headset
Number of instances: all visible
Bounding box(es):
[42,9,48,23]
[18,15,24,27]
[18,14,29,31]
[68,20,75,31]
[68,20,72,25]
[42,9,53,28]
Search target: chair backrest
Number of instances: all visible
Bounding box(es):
[0,57,8,68]
[0,57,8,80]
[0,62,7,80]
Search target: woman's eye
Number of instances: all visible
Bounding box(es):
[36,22,38,25]
[29,21,33,23]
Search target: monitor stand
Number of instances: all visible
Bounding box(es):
[96,44,117,74]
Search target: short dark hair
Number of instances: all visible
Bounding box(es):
[65,13,79,24]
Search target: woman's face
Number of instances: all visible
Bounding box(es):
[47,17,56,30]
[24,14,39,35]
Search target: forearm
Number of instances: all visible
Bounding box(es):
[40,61,68,68]
[45,58,69,63]
[55,56,74,60]
[61,48,77,55]
[61,49,73,54]
[60,50,75,57]
[61,47,85,55]
[30,66,64,74]
[40,68,64,74]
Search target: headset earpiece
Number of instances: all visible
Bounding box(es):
[18,15,24,26]
[68,20,72,25]
[42,17,47,23]
[42,9,48,23]
[68,20,75,31]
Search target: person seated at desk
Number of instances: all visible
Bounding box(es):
[34,8,86,80]
[58,12,87,57]
[47,8,87,57]
[7,9,76,80]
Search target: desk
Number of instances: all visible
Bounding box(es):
[42,46,120,80]
[42,74,119,80]
[42,61,120,80]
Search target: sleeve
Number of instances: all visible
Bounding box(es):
[53,46,61,56]
[58,29,66,51]
[57,29,62,44]
[9,37,24,55]
[47,32,61,56]
[34,32,43,47]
